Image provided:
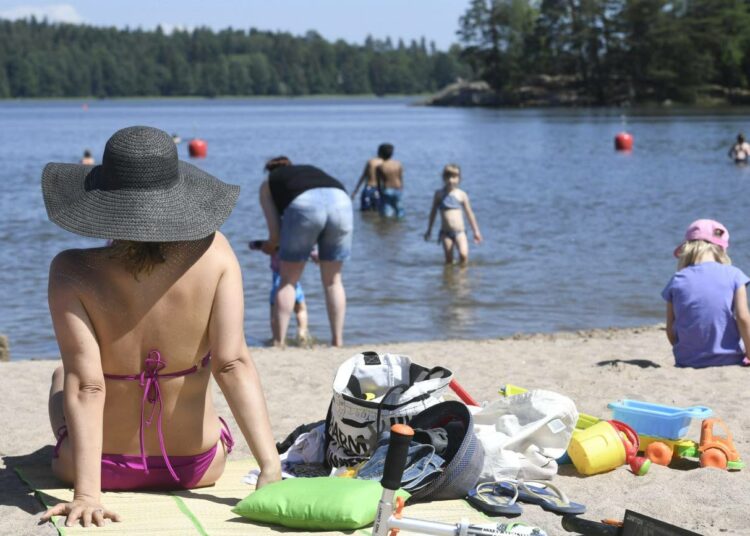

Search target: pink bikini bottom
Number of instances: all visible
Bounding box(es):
[53,419,234,491]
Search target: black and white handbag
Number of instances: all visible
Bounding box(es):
[324,351,453,468]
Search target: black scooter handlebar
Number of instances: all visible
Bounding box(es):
[380,424,415,491]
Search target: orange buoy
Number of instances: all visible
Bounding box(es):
[188,138,207,158]
[615,132,633,151]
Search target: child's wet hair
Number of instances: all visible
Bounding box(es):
[377,143,394,159]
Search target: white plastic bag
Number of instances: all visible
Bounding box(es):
[472,389,578,481]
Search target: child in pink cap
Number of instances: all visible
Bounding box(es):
[662,219,750,367]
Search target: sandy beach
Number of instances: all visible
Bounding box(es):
[2,324,748,536]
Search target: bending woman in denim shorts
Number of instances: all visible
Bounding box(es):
[259,157,353,347]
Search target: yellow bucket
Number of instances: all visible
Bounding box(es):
[568,420,627,475]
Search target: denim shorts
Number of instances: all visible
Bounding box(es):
[356,435,444,492]
[280,188,353,262]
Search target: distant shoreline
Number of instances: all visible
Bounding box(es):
[0,94,428,103]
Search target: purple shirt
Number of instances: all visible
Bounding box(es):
[662,262,749,368]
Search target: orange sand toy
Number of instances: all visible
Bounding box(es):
[698,418,742,469]
[641,418,744,470]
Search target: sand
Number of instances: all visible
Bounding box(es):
[1,324,748,536]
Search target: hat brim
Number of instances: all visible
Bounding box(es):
[42,161,239,241]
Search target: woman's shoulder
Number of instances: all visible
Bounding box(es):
[202,232,242,268]
[50,247,102,273]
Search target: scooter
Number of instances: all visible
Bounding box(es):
[372,424,547,536]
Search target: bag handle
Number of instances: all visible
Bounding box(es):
[375,384,410,440]
[410,364,451,384]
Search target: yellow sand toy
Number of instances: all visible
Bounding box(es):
[499,385,744,473]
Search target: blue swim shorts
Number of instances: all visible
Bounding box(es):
[280,188,353,262]
[379,187,404,218]
[270,272,305,305]
[360,185,380,211]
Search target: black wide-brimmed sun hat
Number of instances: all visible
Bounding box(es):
[42,126,239,241]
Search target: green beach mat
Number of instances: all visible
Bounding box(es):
[16,458,490,535]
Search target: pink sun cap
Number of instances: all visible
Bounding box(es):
[673,219,730,258]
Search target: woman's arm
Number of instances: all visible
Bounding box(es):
[424,191,439,240]
[209,237,281,488]
[259,181,281,254]
[665,301,676,346]
[734,285,750,357]
[41,253,120,528]
[461,194,482,243]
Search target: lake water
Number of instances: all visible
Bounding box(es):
[3,98,750,359]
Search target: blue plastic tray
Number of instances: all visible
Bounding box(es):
[607,399,713,439]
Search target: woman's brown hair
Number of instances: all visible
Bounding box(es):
[264,156,292,173]
[109,241,166,279]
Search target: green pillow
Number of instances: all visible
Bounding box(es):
[232,477,410,530]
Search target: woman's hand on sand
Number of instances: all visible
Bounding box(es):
[41,499,121,528]
[255,466,283,490]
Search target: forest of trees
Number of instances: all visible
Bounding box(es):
[0,18,470,98]
[458,0,750,104]
[3,1,750,105]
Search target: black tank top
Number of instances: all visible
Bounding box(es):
[269,165,347,214]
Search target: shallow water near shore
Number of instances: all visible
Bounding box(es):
[2,97,750,359]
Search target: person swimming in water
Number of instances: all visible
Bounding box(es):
[728,133,750,164]
[424,164,482,264]
[350,144,390,211]
[80,149,95,165]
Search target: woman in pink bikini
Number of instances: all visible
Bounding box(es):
[40,126,281,528]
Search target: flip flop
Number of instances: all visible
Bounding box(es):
[496,479,586,515]
[466,480,523,517]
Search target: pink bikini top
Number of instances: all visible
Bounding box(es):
[103,349,212,481]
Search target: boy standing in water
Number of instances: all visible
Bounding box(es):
[351,144,388,211]
[375,143,405,218]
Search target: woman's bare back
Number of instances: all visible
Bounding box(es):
[53,233,230,456]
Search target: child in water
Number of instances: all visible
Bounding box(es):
[424,164,482,264]
[728,133,750,164]
[662,219,750,368]
[250,241,314,344]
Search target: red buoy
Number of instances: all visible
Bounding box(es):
[188,138,207,158]
[614,132,633,151]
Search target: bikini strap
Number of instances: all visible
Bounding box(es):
[218,416,235,454]
[53,425,68,459]
[102,349,212,482]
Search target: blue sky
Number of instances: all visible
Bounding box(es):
[0,1,469,50]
